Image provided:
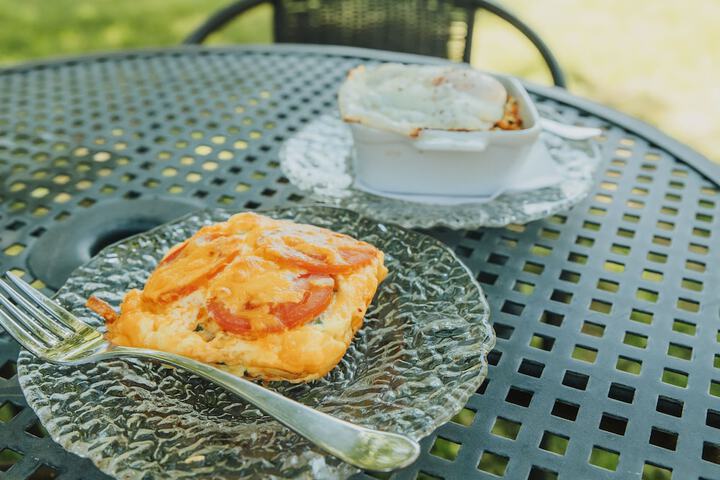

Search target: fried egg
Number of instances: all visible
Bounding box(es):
[338,63,508,136]
[88,213,387,382]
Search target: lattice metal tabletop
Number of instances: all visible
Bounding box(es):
[0,45,719,480]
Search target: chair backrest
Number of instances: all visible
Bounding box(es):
[272,0,474,62]
[184,0,566,87]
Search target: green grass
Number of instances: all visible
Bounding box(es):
[0,0,716,161]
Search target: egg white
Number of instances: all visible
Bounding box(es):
[338,63,508,136]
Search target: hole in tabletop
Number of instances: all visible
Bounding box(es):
[501,301,524,316]
[0,361,16,379]
[494,323,514,340]
[451,408,476,426]
[551,399,579,421]
[656,396,683,418]
[623,332,648,349]
[617,227,635,238]
[692,227,710,238]
[608,383,635,403]
[430,437,460,461]
[589,446,619,471]
[572,345,598,364]
[28,464,59,480]
[478,379,490,395]
[0,447,23,472]
[596,279,619,292]
[604,260,625,272]
[610,243,630,255]
[488,351,502,366]
[478,451,509,476]
[550,290,573,304]
[528,466,557,480]
[0,401,22,422]
[582,220,601,231]
[25,420,48,438]
[513,280,535,295]
[540,228,560,240]
[567,252,588,264]
[590,299,612,314]
[477,271,498,285]
[5,220,25,231]
[491,417,521,440]
[688,243,710,255]
[506,387,533,407]
[652,235,671,246]
[710,380,720,398]
[523,261,544,275]
[560,270,581,283]
[599,413,627,435]
[581,321,605,338]
[642,462,672,480]
[706,410,720,429]
[630,309,654,325]
[642,269,663,282]
[488,253,509,266]
[562,371,589,390]
[703,442,720,465]
[685,259,705,273]
[518,359,544,378]
[416,472,442,480]
[529,334,554,352]
[540,311,564,327]
[662,369,688,388]
[636,288,659,303]
[649,427,678,451]
[616,356,642,375]
[531,244,552,256]
[676,298,699,313]
[539,432,569,456]
[667,343,692,360]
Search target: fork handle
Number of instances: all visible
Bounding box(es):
[105,346,420,472]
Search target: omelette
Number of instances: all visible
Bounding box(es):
[86,212,387,382]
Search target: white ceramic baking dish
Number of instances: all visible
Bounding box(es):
[343,75,541,198]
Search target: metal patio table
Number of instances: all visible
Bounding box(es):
[0,45,719,480]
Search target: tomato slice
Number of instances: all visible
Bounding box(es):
[272,275,334,328]
[207,274,334,338]
[143,235,240,303]
[257,226,378,274]
[206,299,252,335]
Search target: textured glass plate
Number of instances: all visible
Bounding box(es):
[280,108,602,229]
[17,206,494,480]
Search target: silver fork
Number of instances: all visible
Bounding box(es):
[0,272,420,472]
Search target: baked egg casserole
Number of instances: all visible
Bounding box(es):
[86,212,387,382]
[338,63,523,137]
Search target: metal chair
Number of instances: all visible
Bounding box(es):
[184,0,567,88]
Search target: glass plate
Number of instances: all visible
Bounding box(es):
[17,206,494,480]
[280,108,602,229]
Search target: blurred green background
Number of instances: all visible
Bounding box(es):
[0,0,716,162]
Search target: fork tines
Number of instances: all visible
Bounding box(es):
[0,272,86,356]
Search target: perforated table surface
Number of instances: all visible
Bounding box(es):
[0,45,719,480]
